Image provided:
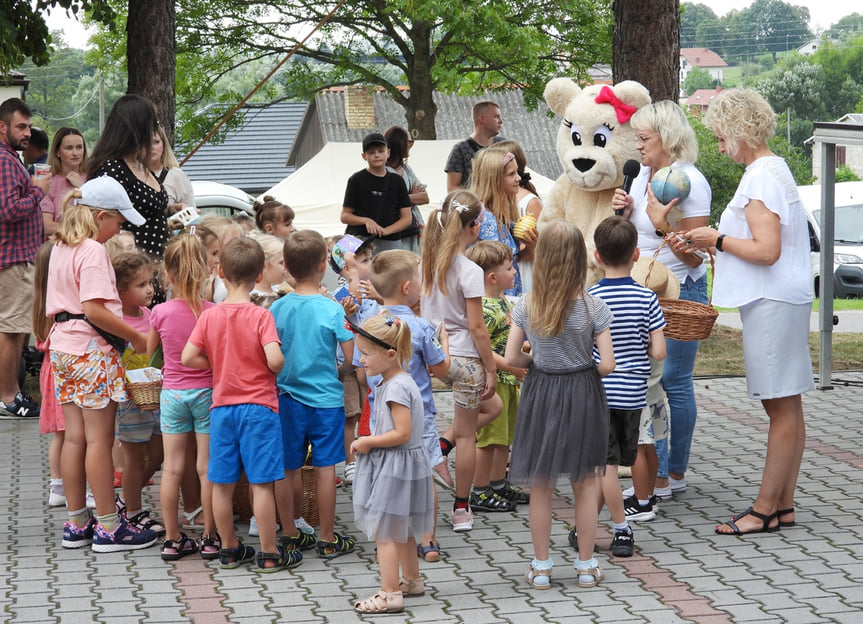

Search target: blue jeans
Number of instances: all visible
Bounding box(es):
[656,274,708,478]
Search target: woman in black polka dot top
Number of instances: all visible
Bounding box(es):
[87,94,170,262]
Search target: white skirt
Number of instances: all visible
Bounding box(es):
[739,299,815,400]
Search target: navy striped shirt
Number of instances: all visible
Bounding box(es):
[587,277,665,409]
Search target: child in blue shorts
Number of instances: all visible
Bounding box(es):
[183,236,296,572]
[270,230,358,559]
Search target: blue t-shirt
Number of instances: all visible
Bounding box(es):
[355,304,447,430]
[587,276,665,410]
[477,211,521,297]
[270,292,354,408]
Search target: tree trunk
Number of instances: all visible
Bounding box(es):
[403,21,437,140]
[612,0,679,103]
[126,0,176,142]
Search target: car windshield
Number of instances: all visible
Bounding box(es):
[814,204,863,243]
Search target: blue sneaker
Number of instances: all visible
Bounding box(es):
[62,516,96,549]
[92,518,158,553]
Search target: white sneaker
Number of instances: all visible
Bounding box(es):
[295,517,315,536]
[451,506,474,532]
[622,485,672,499]
[86,492,96,509]
[669,477,687,492]
[248,516,280,537]
[343,462,356,484]
[48,490,66,507]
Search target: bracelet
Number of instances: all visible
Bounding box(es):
[715,234,726,252]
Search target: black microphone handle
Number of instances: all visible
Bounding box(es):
[615,177,634,216]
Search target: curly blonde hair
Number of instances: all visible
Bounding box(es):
[703,88,777,158]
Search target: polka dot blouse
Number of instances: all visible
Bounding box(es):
[96,159,170,259]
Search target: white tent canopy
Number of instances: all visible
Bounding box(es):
[261,140,556,238]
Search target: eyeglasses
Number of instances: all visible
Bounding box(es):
[635,134,657,145]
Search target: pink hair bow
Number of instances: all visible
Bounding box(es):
[595,85,637,124]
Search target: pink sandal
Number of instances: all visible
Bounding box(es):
[354,590,404,613]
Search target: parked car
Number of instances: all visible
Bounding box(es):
[799,181,863,298]
[192,180,255,217]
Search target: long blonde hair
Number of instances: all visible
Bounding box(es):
[470,147,519,229]
[53,189,119,246]
[421,190,484,297]
[162,233,209,318]
[528,221,588,337]
[32,241,55,342]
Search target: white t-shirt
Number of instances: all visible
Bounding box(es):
[630,161,712,284]
[712,156,813,308]
[421,254,485,358]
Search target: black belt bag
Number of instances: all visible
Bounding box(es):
[54,312,127,353]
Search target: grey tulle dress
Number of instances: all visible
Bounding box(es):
[508,294,613,487]
[352,373,434,542]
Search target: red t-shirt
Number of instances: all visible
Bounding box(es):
[188,302,280,411]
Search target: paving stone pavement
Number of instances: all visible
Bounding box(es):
[3,372,863,623]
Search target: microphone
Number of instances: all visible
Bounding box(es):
[616,159,642,215]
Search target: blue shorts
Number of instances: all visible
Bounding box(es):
[208,404,284,484]
[279,393,345,470]
[116,400,160,443]
[423,412,444,467]
[160,388,213,435]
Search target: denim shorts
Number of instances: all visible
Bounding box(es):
[160,388,213,435]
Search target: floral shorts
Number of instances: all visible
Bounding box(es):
[51,347,128,410]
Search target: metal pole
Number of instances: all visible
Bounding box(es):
[818,141,835,390]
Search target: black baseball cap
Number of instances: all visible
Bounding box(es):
[362,132,388,151]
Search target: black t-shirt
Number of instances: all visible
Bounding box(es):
[343,169,411,241]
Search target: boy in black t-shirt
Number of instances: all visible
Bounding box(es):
[340,132,412,253]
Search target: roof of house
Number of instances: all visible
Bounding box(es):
[804,114,863,145]
[290,88,563,180]
[179,101,307,194]
[680,48,728,68]
[683,88,723,107]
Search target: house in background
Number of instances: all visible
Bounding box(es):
[806,114,863,181]
[180,101,307,195]
[0,71,29,103]
[682,88,723,115]
[679,48,727,91]
[797,38,828,56]
[288,85,562,182]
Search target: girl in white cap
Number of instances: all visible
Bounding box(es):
[43,176,158,553]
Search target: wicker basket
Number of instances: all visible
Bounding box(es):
[647,241,718,341]
[232,465,320,527]
[126,379,162,411]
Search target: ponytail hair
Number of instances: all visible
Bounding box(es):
[32,241,55,343]
[162,233,209,318]
[421,190,484,296]
[253,195,295,232]
[359,310,413,371]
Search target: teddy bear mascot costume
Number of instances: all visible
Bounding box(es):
[538,77,679,297]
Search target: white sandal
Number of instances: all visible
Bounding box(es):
[398,576,425,596]
[525,558,553,590]
[181,506,204,530]
[354,590,404,613]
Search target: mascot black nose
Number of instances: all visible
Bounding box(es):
[572,158,595,173]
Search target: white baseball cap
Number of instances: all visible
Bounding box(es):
[76,176,146,226]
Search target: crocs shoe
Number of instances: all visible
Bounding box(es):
[316,532,355,559]
[280,530,317,552]
[62,516,96,549]
[92,518,158,553]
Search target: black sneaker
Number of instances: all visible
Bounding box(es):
[611,529,635,557]
[623,496,656,521]
[494,482,530,504]
[470,489,517,512]
[0,392,39,419]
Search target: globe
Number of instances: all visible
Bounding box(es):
[650,166,691,204]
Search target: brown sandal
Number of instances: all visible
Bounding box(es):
[354,590,404,613]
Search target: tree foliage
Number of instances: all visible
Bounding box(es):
[173,0,612,141]
[825,13,863,42]
[683,66,715,94]
[0,0,113,75]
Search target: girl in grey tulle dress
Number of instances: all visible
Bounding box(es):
[349,312,433,614]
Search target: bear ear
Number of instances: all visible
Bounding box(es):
[611,80,652,110]
[544,78,581,117]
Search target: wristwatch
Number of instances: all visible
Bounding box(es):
[715,234,726,252]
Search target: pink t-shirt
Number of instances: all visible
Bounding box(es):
[188,302,280,410]
[150,299,215,390]
[420,254,485,358]
[46,239,123,355]
[123,306,151,333]
[39,173,86,224]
